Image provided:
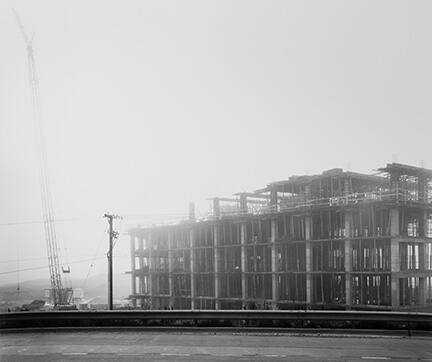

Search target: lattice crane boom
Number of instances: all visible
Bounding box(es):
[14,10,72,306]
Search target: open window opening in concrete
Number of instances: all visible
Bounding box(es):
[312,240,344,272]
[246,219,260,244]
[352,207,374,237]
[173,275,191,298]
[220,221,241,245]
[278,242,306,272]
[194,225,215,298]
[277,214,289,239]
[351,274,390,306]
[194,248,214,274]
[196,225,214,247]
[312,210,345,239]
[172,229,190,249]
[426,243,432,270]
[135,256,149,272]
[154,231,169,250]
[172,249,190,272]
[375,208,390,236]
[400,242,420,271]
[278,273,306,302]
[220,300,243,310]
[153,297,171,310]
[246,244,271,273]
[261,219,272,242]
[312,273,345,304]
[172,297,191,309]
[426,277,432,303]
[195,298,215,309]
[426,215,432,237]
[139,275,150,294]
[400,208,424,237]
[219,247,242,298]
[427,181,432,203]
[246,274,272,300]
[375,239,391,270]
[155,274,169,295]
[195,274,215,298]
[399,175,419,201]
[352,239,390,272]
[400,277,420,306]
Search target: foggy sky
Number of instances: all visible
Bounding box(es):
[1,0,431,285]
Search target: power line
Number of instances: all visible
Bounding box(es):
[0,212,207,228]
[0,256,106,276]
[0,216,103,227]
[0,254,101,264]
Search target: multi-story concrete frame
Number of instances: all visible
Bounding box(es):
[129,163,432,310]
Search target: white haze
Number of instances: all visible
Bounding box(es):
[0,0,431,289]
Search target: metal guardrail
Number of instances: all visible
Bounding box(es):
[1,310,432,330]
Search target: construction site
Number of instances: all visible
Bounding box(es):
[129,163,432,311]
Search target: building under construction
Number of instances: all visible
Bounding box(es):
[128,163,432,310]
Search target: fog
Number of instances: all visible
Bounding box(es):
[1,0,431,286]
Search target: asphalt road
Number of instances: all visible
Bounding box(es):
[1,330,431,361]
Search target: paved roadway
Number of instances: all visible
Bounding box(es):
[1,330,431,361]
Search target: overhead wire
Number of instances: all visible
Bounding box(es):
[0,216,103,227]
[0,256,106,276]
[0,254,105,264]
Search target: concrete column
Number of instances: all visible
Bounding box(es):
[391,238,400,308]
[344,239,352,308]
[344,178,351,196]
[305,215,312,240]
[424,242,432,272]
[240,194,248,214]
[147,232,154,308]
[213,198,220,218]
[390,240,400,272]
[423,211,430,238]
[189,202,196,221]
[344,212,353,308]
[130,235,137,307]
[305,185,311,201]
[271,219,279,309]
[240,223,247,306]
[138,237,144,295]
[289,215,295,239]
[418,176,426,203]
[419,277,427,305]
[390,207,401,308]
[270,188,278,211]
[390,208,400,236]
[214,224,220,309]
[168,230,174,308]
[305,216,312,305]
[190,228,196,310]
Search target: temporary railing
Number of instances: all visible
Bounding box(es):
[1,310,431,331]
[232,188,431,216]
[127,188,432,229]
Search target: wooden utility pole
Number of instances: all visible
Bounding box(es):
[104,213,120,310]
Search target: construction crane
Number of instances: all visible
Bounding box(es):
[14,11,73,307]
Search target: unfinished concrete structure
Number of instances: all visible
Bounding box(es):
[129,163,432,310]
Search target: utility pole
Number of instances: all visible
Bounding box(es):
[104,213,120,310]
